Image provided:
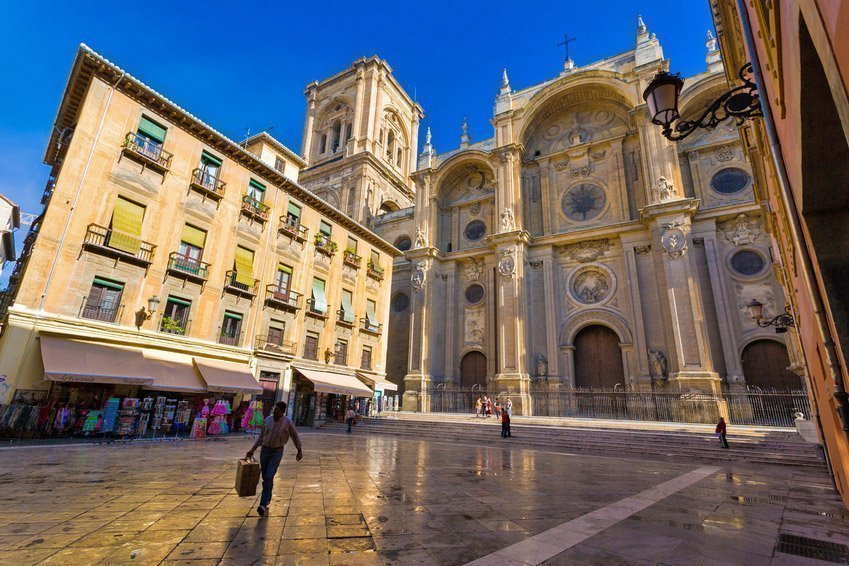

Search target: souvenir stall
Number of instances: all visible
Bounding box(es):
[355,373,399,416]
[289,366,373,428]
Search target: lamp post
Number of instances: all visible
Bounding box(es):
[746,299,796,333]
[643,63,762,141]
[134,295,161,330]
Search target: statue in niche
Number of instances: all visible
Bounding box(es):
[535,354,549,379]
[500,207,515,232]
[651,176,677,203]
[648,349,668,382]
[414,227,428,248]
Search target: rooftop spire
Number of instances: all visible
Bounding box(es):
[499,68,511,95]
[637,15,647,35]
[635,15,663,66]
[705,29,723,73]
[460,117,470,147]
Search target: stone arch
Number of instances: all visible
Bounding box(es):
[378,199,401,215]
[740,338,803,390]
[432,152,496,204]
[559,309,633,348]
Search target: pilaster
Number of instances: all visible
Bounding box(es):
[403,247,441,411]
[621,234,653,388]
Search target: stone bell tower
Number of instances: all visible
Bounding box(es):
[299,56,424,227]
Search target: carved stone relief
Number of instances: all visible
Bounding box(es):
[569,267,612,305]
[411,261,428,290]
[497,247,516,279]
[661,223,688,259]
[648,349,668,381]
[500,207,516,231]
[561,239,610,263]
[462,258,485,282]
[464,307,485,347]
[719,214,760,246]
[715,145,735,162]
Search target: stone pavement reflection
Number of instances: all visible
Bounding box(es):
[0,430,847,565]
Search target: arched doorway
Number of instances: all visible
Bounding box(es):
[574,325,624,389]
[460,351,487,388]
[741,340,802,390]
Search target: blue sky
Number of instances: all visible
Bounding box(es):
[0,0,714,282]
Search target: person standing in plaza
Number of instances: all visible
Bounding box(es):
[245,401,303,517]
[345,407,356,434]
[474,397,482,418]
[506,397,513,415]
[501,408,512,438]
[486,397,492,418]
[716,417,729,449]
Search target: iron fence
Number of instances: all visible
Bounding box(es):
[427,385,811,427]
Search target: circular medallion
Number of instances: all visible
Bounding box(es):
[464,220,486,241]
[464,284,485,305]
[562,184,606,222]
[661,228,687,257]
[570,267,612,305]
[710,167,751,194]
[730,249,765,276]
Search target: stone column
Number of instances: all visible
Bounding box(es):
[538,163,553,235]
[301,91,317,160]
[634,110,684,205]
[404,251,439,411]
[351,71,365,151]
[409,116,420,175]
[621,235,653,388]
[542,255,560,378]
[643,199,721,393]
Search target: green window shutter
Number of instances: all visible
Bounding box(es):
[311,278,327,313]
[167,296,192,307]
[224,311,243,321]
[110,197,145,254]
[278,263,293,275]
[138,115,167,143]
[366,301,378,326]
[287,202,301,218]
[233,246,255,286]
[93,277,124,291]
[341,291,355,322]
[320,221,332,236]
[201,151,222,167]
[249,179,266,191]
[181,224,207,249]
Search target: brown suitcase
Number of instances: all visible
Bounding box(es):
[235,458,261,497]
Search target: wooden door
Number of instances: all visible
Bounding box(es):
[574,325,624,389]
[461,351,487,388]
[741,340,802,390]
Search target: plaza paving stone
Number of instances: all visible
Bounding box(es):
[0,430,847,564]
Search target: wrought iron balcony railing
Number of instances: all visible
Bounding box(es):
[241,194,270,222]
[254,335,296,355]
[82,224,155,267]
[190,168,226,200]
[223,270,258,298]
[167,252,210,283]
[360,319,383,336]
[278,216,308,242]
[265,284,302,311]
[343,250,362,269]
[122,132,173,171]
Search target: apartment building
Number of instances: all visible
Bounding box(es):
[0,45,398,431]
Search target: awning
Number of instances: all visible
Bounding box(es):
[293,366,373,397]
[193,358,262,394]
[40,337,154,386]
[143,350,207,393]
[356,372,398,393]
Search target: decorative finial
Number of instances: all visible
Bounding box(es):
[705,29,718,52]
[460,117,470,147]
[425,126,432,145]
[637,15,646,35]
[499,68,511,95]
[705,29,723,72]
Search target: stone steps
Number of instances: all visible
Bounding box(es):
[324,414,824,469]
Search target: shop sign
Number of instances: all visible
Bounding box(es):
[45,373,152,385]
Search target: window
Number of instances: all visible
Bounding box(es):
[396,147,403,167]
[231,246,255,288]
[304,332,320,360]
[392,292,410,313]
[220,311,243,345]
[310,277,328,315]
[286,202,302,227]
[331,121,342,152]
[267,324,285,347]
[464,220,486,241]
[247,179,266,203]
[161,297,191,335]
[562,184,606,221]
[176,224,206,274]
[135,115,167,160]
[319,220,332,237]
[340,289,355,323]
[346,122,353,140]
[335,339,348,366]
[347,236,358,254]
[82,278,123,322]
[109,197,146,254]
[365,299,379,332]
[198,151,222,187]
[370,250,380,268]
[394,235,412,251]
[465,284,485,305]
[274,156,286,174]
[274,264,293,295]
[386,131,395,161]
[361,346,373,370]
[730,250,766,276]
[710,167,751,194]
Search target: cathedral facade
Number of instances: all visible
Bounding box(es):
[302,19,804,414]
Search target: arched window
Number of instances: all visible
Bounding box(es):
[331,121,342,152]
[319,134,327,154]
[386,131,395,161]
[396,147,403,168]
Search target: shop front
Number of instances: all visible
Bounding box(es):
[288,365,373,428]
[356,372,399,416]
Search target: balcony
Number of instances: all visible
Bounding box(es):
[223,270,258,299]
[82,224,155,267]
[159,315,191,336]
[278,216,308,243]
[306,299,329,320]
[219,331,243,347]
[79,297,124,324]
[336,310,357,329]
[189,168,226,201]
[343,250,362,269]
[121,132,173,172]
[360,319,383,336]
[367,262,385,281]
[254,335,296,356]
[314,234,337,257]
[167,252,209,284]
[265,284,302,312]
[241,195,270,223]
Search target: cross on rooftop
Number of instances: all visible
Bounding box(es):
[558,34,576,61]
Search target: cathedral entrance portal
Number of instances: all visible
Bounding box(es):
[460,351,487,389]
[573,325,624,389]
[741,340,801,390]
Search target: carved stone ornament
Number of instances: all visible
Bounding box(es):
[464,308,485,346]
[497,247,516,278]
[535,353,549,377]
[648,349,668,381]
[500,207,516,232]
[571,164,593,177]
[634,245,651,255]
[469,202,481,216]
[651,176,678,203]
[462,258,485,281]
[414,227,428,248]
[562,239,610,263]
[661,227,688,259]
[554,160,570,171]
[591,150,606,161]
[570,267,612,305]
[720,213,760,246]
[411,261,428,290]
[715,145,735,162]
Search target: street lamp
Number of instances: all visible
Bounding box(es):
[746,299,795,333]
[134,295,161,330]
[643,63,762,141]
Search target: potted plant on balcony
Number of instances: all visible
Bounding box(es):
[160,316,185,335]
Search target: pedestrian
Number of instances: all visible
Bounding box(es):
[494,400,501,417]
[716,417,729,449]
[474,397,482,418]
[485,397,492,418]
[345,407,356,434]
[245,401,303,517]
[506,397,512,415]
[501,408,511,438]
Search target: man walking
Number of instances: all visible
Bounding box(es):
[246,401,302,517]
[345,406,356,434]
[716,417,729,449]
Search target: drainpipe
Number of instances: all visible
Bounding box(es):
[39,70,126,311]
[735,0,845,473]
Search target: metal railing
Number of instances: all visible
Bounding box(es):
[726,388,811,427]
[219,329,243,346]
[159,314,191,336]
[123,132,173,169]
[254,334,296,355]
[265,284,301,310]
[337,309,357,327]
[367,262,384,281]
[83,224,155,265]
[241,194,270,221]
[314,234,337,255]
[79,297,124,323]
[167,252,209,281]
[360,318,382,335]
[190,168,226,198]
[224,270,258,296]
[343,250,362,268]
[306,299,329,319]
[279,216,308,241]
